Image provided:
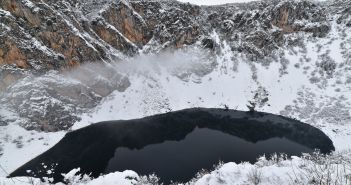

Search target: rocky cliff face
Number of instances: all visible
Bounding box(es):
[1,0,351,131]
[1,0,342,71]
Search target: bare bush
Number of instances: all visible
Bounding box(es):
[288,151,351,185]
[247,168,262,185]
[138,174,161,185]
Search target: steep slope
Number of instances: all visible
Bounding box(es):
[0,0,336,70]
[1,0,349,131]
[0,0,351,183]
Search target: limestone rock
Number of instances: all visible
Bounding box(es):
[0,0,334,70]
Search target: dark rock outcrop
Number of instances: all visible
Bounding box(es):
[0,64,130,131]
[334,1,351,27]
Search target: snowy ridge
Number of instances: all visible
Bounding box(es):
[1,0,351,184]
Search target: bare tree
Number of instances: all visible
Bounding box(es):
[247,101,256,112]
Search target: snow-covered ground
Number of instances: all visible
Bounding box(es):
[1,14,351,185]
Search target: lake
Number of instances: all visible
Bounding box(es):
[10,108,335,184]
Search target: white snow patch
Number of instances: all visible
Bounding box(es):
[0,9,13,18]
[0,124,65,177]
[21,0,40,12]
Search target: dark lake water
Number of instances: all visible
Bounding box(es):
[10,108,335,184]
[106,128,312,183]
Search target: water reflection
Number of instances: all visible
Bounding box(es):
[10,108,334,183]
